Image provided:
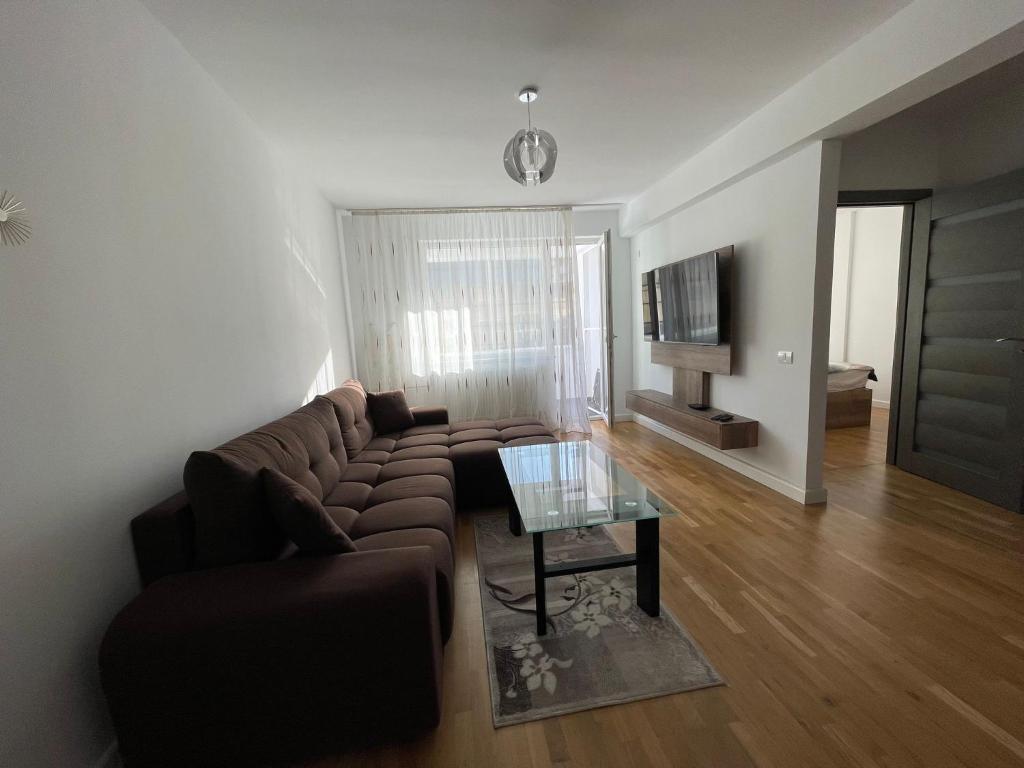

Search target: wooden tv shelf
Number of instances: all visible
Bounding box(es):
[625,389,758,450]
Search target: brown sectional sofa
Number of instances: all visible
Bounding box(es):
[99,381,555,767]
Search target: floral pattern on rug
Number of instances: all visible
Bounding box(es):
[474,513,724,726]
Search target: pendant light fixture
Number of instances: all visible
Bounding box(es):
[503,87,557,186]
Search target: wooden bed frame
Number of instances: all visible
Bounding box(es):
[826,387,873,430]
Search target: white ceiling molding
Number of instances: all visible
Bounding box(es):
[621,0,1024,237]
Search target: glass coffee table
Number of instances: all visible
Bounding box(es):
[498,440,677,636]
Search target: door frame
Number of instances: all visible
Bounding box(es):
[836,189,931,464]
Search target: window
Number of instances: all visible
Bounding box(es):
[401,237,575,377]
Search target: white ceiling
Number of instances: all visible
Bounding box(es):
[142,0,911,209]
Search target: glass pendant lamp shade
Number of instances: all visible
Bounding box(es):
[504,128,557,186]
[503,87,557,186]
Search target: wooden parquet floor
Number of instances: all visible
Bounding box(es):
[320,418,1024,768]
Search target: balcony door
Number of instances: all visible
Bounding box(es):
[577,231,615,427]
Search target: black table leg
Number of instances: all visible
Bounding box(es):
[533,532,547,636]
[508,505,522,537]
[636,517,660,617]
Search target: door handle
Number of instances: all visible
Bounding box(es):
[995,337,1024,343]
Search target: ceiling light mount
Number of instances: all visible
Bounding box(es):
[518,87,538,104]
[504,86,557,186]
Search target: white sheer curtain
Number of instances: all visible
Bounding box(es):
[347,208,591,434]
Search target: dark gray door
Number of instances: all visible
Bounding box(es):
[897,168,1024,512]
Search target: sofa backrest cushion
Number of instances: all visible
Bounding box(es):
[184,450,282,568]
[321,380,375,458]
[183,398,349,568]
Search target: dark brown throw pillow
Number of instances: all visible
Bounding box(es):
[367,389,415,434]
[259,467,356,555]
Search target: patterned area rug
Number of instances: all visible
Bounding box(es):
[473,512,724,727]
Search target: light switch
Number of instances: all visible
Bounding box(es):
[777,350,794,365]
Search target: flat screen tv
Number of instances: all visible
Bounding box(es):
[642,246,732,345]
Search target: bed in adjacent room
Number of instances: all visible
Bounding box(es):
[826,362,877,429]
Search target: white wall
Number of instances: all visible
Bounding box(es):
[621,0,1024,235]
[631,142,840,503]
[839,52,1024,190]
[830,207,904,406]
[573,209,633,421]
[0,2,354,766]
[829,211,854,360]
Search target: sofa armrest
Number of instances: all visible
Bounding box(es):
[100,547,442,766]
[131,490,194,586]
[411,405,449,427]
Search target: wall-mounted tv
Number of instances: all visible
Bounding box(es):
[642,246,732,345]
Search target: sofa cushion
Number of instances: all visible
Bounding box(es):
[323,506,360,533]
[354,527,454,643]
[378,458,455,491]
[449,420,497,433]
[500,424,556,441]
[367,390,416,434]
[495,416,545,430]
[401,423,452,438]
[184,451,285,568]
[253,398,347,499]
[448,428,502,445]
[340,463,381,485]
[394,433,451,450]
[505,435,559,447]
[350,450,392,465]
[389,445,451,462]
[448,440,508,511]
[320,381,375,459]
[182,397,351,567]
[261,468,356,555]
[448,439,505,460]
[364,436,397,453]
[368,475,454,513]
[350,497,454,546]
[323,482,374,512]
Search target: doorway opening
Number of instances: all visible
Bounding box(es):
[576,232,614,426]
[824,202,908,471]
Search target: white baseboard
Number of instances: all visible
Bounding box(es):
[588,412,635,424]
[95,741,120,768]
[872,399,890,409]
[632,414,827,506]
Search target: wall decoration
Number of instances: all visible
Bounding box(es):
[0,190,31,245]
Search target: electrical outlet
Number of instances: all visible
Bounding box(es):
[777,350,794,365]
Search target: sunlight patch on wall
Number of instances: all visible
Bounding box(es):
[304,349,336,404]
[285,229,326,299]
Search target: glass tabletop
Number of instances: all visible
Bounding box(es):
[498,440,677,534]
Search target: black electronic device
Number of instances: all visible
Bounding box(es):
[641,248,732,345]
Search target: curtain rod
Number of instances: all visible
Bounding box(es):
[349,205,572,215]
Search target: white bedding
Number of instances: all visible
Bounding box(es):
[827,362,875,392]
